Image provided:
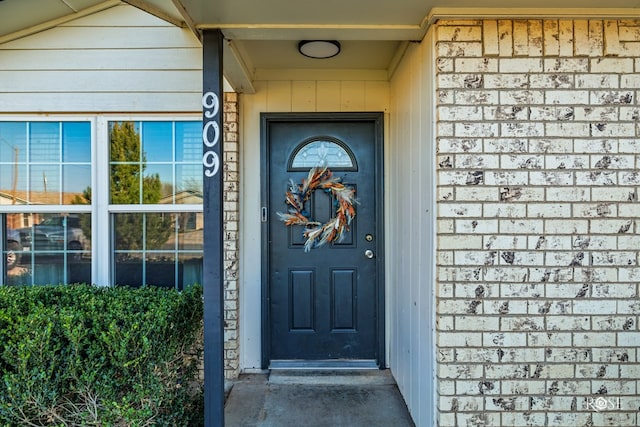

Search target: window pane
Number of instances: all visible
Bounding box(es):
[63,165,91,204]
[63,122,91,162]
[30,164,60,204]
[177,212,203,251]
[114,213,143,250]
[180,252,203,287]
[30,123,60,163]
[4,213,91,286]
[114,253,143,286]
[111,164,140,204]
[109,121,142,204]
[142,122,173,162]
[145,212,174,250]
[32,254,65,284]
[145,253,176,288]
[109,121,140,162]
[176,164,202,199]
[0,164,26,205]
[143,164,173,203]
[176,122,201,162]
[0,122,27,162]
[0,123,27,204]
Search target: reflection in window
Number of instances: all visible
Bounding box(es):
[0,122,91,205]
[3,213,91,286]
[290,139,354,169]
[143,122,173,162]
[113,212,203,289]
[109,121,202,205]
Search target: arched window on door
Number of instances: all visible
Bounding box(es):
[289,137,357,171]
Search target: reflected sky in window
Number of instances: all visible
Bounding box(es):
[143,122,173,162]
[63,122,91,163]
[0,122,27,162]
[64,165,91,199]
[0,121,91,202]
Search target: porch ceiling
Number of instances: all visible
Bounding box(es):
[1,0,639,93]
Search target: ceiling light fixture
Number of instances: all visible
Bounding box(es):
[298,40,341,59]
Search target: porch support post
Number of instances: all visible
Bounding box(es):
[202,29,225,426]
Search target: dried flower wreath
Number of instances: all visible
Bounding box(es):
[277,167,356,252]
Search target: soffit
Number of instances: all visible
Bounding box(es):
[1,0,639,93]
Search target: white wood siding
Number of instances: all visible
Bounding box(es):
[239,77,390,371]
[388,32,436,427]
[0,4,202,113]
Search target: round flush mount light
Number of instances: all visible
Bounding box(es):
[298,40,341,59]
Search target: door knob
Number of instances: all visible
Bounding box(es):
[364,249,374,259]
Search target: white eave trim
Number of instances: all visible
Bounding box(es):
[0,0,122,45]
[121,0,186,28]
[427,7,640,27]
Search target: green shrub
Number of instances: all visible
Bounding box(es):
[0,284,203,426]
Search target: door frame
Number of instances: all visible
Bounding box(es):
[260,112,385,369]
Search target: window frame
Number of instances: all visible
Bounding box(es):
[99,115,203,286]
[0,114,203,287]
[0,115,95,284]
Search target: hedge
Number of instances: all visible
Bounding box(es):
[0,284,204,426]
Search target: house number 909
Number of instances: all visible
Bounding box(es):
[202,91,220,178]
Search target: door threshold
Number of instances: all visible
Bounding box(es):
[268,365,395,386]
[269,359,378,370]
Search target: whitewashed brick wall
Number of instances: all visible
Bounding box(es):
[436,19,640,427]
[223,92,240,379]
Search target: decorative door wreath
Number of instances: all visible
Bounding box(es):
[277,167,357,252]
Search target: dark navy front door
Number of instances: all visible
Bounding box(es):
[261,113,384,366]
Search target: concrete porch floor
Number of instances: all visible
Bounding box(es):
[224,370,415,426]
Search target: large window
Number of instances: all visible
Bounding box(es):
[108,120,202,289]
[1,118,202,288]
[1,121,92,286]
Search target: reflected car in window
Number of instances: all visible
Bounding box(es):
[6,228,21,270]
[18,216,87,255]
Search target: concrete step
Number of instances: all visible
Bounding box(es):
[225,371,415,426]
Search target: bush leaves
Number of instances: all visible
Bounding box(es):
[0,284,203,426]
